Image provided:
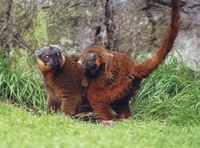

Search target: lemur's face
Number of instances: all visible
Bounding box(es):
[36,45,66,72]
[78,52,100,76]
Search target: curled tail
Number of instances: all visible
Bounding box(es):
[134,0,181,78]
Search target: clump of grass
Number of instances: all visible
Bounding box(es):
[0,49,46,109]
[132,55,200,125]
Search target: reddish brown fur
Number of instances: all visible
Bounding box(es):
[82,0,181,120]
[77,52,101,88]
[80,45,114,81]
[36,49,92,116]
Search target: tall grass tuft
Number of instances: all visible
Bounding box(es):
[0,49,46,109]
[132,55,200,125]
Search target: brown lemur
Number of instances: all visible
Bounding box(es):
[77,45,114,87]
[78,0,181,121]
[35,45,92,116]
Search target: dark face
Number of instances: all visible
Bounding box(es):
[36,45,64,68]
[78,53,100,76]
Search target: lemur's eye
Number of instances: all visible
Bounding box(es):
[45,55,49,59]
[57,52,61,57]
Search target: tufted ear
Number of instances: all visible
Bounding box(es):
[49,45,62,50]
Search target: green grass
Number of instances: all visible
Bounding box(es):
[0,51,200,147]
[1,101,200,148]
[0,50,46,109]
[132,56,200,126]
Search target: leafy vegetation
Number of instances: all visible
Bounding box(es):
[0,49,46,109]
[133,56,200,125]
[30,9,49,48]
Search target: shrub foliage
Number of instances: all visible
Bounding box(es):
[132,56,200,125]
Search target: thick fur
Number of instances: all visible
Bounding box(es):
[78,45,114,84]
[77,52,101,88]
[81,0,181,120]
[36,45,92,116]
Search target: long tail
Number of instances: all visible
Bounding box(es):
[134,0,181,78]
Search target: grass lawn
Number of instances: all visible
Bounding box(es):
[0,54,199,148]
[0,101,200,148]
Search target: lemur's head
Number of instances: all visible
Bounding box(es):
[77,52,101,76]
[35,45,66,72]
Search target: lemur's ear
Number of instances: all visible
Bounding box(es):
[49,45,62,50]
[35,45,49,57]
